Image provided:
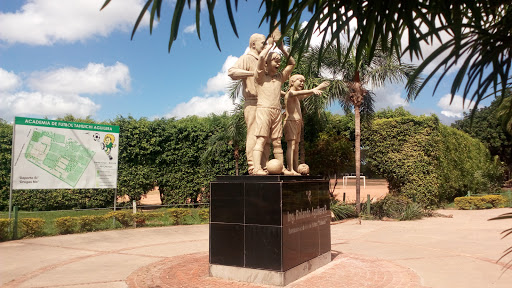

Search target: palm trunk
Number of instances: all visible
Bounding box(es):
[234,146,239,176]
[355,105,361,214]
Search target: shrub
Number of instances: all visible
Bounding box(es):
[481,195,506,208]
[454,195,507,210]
[0,218,11,241]
[198,209,209,223]
[168,208,192,225]
[20,218,45,238]
[454,197,485,209]
[331,200,357,221]
[400,203,424,221]
[132,212,164,227]
[366,115,504,208]
[78,215,106,232]
[106,210,134,227]
[371,194,413,219]
[55,217,79,234]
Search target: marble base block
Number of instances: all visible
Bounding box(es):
[209,175,331,286]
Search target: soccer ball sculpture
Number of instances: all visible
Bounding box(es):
[266,159,284,175]
[297,164,310,175]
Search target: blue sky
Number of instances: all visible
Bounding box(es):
[0,0,490,124]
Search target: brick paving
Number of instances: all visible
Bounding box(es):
[126,252,427,288]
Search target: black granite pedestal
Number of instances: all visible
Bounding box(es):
[209,175,331,286]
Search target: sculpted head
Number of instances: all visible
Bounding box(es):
[265,52,281,75]
[289,74,305,90]
[249,33,266,54]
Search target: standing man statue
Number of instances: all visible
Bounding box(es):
[252,37,296,175]
[228,33,270,174]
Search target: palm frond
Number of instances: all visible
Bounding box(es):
[228,80,243,103]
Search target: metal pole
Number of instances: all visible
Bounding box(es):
[113,188,117,226]
[8,118,16,220]
[12,206,19,240]
[113,188,117,212]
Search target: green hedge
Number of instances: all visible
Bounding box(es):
[366,115,503,208]
[19,218,45,238]
[454,195,507,210]
[0,218,11,241]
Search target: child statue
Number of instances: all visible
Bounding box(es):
[252,38,295,175]
[284,75,329,175]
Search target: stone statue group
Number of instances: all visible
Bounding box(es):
[228,30,329,176]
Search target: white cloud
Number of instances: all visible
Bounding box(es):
[29,62,131,94]
[437,94,474,118]
[165,94,236,119]
[0,62,130,120]
[373,86,409,110]
[0,68,21,91]
[0,91,99,120]
[204,55,239,93]
[184,24,196,34]
[0,0,148,45]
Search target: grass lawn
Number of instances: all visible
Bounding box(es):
[0,207,209,240]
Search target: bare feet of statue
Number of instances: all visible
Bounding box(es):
[253,168,268,175]
[290,170,301,176]
[282,169,294,176]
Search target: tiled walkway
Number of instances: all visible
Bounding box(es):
[1,209,512,288]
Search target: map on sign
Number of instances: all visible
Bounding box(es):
[24,129,95,188]
[12,117,119,190]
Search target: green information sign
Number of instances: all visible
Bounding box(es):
[12,117,119,189]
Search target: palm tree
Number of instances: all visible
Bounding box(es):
[201,106,246,176]
[496,91,512,135]
[306,44,421,213]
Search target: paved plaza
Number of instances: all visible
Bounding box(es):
[1,208,512,287]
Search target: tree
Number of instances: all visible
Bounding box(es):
[306,132,354,196]
[201,108,246,176]
[101,0,512,112]
[496,92,512,136]
[0,119,12,211]
[453,96,512,180]
[305,44,420,213]
[367,114,503,207]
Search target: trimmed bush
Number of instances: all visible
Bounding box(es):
[198,209,209,223]
[20,218,45,238]
[481,195,506,208]
[168,208,192,225]
[78,215,107,232]
[106,210,134,227]
[55,217,79,234]
[132,212,164,227]
[454,195,507,210]
[0,218,11,241]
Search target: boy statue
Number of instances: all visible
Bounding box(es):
[252,38,295,175]
[284,75,329,175]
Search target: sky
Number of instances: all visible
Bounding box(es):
[0,0,493,125]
